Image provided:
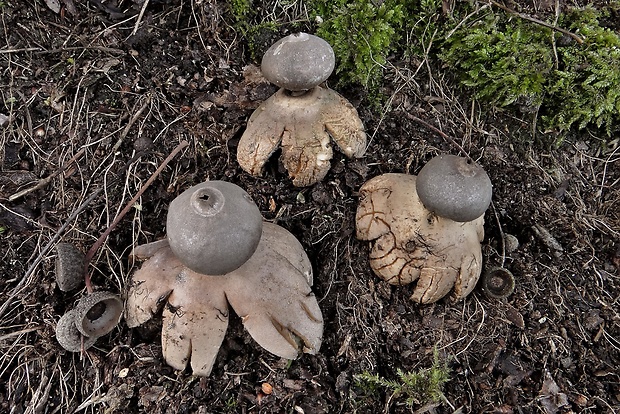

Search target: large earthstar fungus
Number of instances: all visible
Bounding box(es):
[355,155,493,304]
[125,181,323,376]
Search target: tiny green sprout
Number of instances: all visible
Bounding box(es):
[0,226,5,234]
[66,57,75,65]
[225,396,238,410]
[354,350,450,407]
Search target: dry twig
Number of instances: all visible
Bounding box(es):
[9,148,85,201]
[131,0,150,36]
[484,0,584,44]
[0,188,104,320]
[83,140,189,293]
[406,113,472,160]
[0,141,188,317]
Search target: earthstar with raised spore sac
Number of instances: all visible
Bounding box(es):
[355,155,492,304]
[237,32,366,187]
[125,181,323,376]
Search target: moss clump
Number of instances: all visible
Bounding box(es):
[226,1,619,140]
[441,14,553,110]
[310,0,406,90]
[441,5,620,136]
[354,352,450,407]
[546,8,620,134]
[226,0,288,61]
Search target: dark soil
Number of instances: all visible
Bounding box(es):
[1,1,618,413]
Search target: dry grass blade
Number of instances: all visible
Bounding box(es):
[406,114,472,160]
[0,187,104,320]
[482,0,584,44]
[9,148,85,201]
[83,140,189,292]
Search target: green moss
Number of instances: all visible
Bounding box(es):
[441,5,620,136]
[310,0,407,90]
[229,0,253,22]
[545,8,620,134]
[354,351,450,407]
[226,0,281,61]
[441,13,553,109]
[224,1,619,140]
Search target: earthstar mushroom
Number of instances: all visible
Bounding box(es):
[261,32,335,92]
[416,154,492,222]
[356,156,492,303]
[166,181,263,275]
[126,181,323,376]
[237,32,366,187]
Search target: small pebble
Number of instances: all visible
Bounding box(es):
[504,233,519,252]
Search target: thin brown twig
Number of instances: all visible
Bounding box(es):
[485,0,584,44]
[406,113,472,160]
[0,326,40,341]
[491,201,506,267]
[132,0,150,36]
[0,143,180,317]
[9,148,86,201]
[112,97,151,153]
[83,140,189,293]
[0,46,125,54]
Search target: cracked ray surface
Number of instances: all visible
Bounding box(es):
[237,86,366,187]
[356,173,485,304]
[126,222,323,376]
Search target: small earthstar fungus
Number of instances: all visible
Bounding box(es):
[355,155,492,303]
[125,181,323,376]
[237,32,367,187]
[481,267,515,300]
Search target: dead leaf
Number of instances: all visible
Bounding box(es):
[505,304,525,329]
[539,371,568,414]
[138,385,165,407]
[0,113,9,127]
[45,0,61,13]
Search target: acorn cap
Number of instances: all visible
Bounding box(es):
[74,291,123,338]
[55,309,97,352]
[481,267,515,299]
[416,155,492,222]
[166,181,263,275]
[261,32,335,91]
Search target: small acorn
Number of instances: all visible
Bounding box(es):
[55,243,85,292]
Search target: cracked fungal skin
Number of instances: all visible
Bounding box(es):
[237,86,366,187]
[125,222,323,376]
[355,173,484,304]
